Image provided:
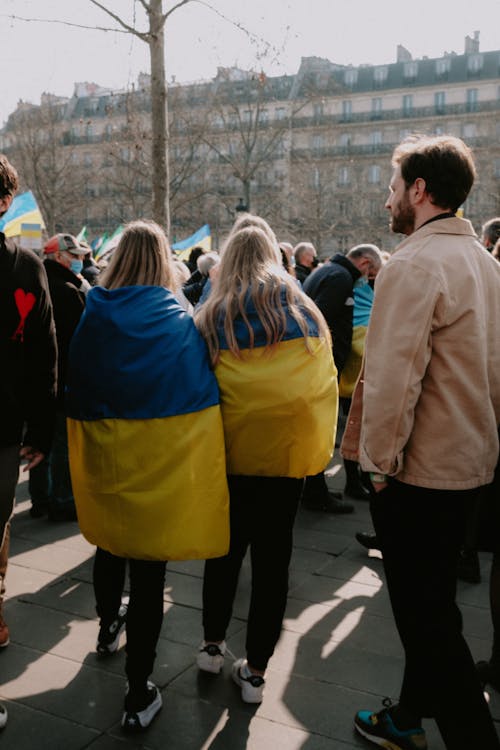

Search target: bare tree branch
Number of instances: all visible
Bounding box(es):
[163,0,194,23]
[88,0,150,41]
[0,12,127,34]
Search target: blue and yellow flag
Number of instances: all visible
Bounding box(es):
[215,290,338,478]
[0,191,45,237]
[339,282,374,398]
[172,224,211,260]
[66,285,229,561]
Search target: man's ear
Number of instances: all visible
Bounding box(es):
[412,177,427,204]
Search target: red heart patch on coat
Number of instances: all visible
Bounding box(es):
[11,288,37,343]
[14,289,36,320]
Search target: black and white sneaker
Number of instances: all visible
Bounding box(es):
[232,658,265,703]
[96,601,128,656]
[197,641,226,674]
[121,682,162,732]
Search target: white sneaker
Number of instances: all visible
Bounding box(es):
[197,641,226,674]
[121,681,162,732]
[0,703,7,729]
[232,658,265,703]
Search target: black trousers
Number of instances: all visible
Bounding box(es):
[202,475,303,671]
[93,547,166,692]
[371,480,500,749]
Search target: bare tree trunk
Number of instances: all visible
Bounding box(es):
[149,0,170,234]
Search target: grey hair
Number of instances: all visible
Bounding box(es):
[347,243,383,270]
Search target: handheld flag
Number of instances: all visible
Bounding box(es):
[172,224,211,260]
[0,191,45,237]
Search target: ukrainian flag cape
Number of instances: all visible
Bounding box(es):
[66,285,229,561]
[339,282,374,398]
[215,289,338,478]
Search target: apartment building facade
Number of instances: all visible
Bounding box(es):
[1,32,499,254]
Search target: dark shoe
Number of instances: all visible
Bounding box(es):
[0,613,9,648]
[122,682,162,732]
[303,492,354,514]
[354,699,427,750]
[97,601,128,656]
[476,660,500,693]
[355,531,380,551]
[29,503,49,519]
[344,479,370,500]
[457,549,481,584]
[47,504,78,522]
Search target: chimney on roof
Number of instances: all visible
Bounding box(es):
[397,44,412,62]
[464,31,480,54]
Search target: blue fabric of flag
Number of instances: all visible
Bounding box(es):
[217,287,320,350]
[66,285,219,421]
[171,224,210,251]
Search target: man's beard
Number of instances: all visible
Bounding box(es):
[390,193,415,235]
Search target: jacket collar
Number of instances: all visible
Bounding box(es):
[395,217,477,254]
[329,252,361,281]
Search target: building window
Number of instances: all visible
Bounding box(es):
[313,102,324,119]
[338,166,350,186]
[371,97,382,118]
[435,91,446,114]
[403,61,418,79]
[494,158,500,178]
[374,66,388,85]
[400,129,412,140]
[311,134,323,154]
[370,131,382,149]
[275,107,286,120]
[310,167,320,189]
[466,88,478,112]
[338,132,351,151]
[436,57,451,76]
[402,94,413,116]
[344,68,358,86]
[84,152,93,167]
[342,100,352,121]
[467,54,483,74]
[243,110,252,124]
[259,109,269,124]
[368,165,381,184]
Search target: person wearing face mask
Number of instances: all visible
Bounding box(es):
[30,234,87,521]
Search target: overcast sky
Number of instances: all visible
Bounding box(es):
[1,0,499,126]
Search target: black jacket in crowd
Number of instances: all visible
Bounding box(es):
[303,253,361,376]
[0,233,57,453]
[295,262,312,285]
[43,258,86,403]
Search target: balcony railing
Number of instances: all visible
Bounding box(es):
[291,99,500,128]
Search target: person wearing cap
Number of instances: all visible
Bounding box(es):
[30,234,86,522]
[0,154,57,729]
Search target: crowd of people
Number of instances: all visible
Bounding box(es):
[1,133,500,749]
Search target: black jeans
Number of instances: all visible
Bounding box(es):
[371,480,500,749]
[202,475,303,671]
[93,547,166,692]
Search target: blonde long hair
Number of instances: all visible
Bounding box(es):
[195,224,330,365]
[99,220,177,290]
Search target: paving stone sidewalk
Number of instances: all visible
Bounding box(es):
[1,459,498,749]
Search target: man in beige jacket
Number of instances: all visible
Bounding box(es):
[348,136,500,750]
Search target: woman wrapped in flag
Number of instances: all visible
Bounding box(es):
[194,219,338,703]
[66,220,229,732]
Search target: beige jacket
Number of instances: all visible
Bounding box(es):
[354,217,500,490]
